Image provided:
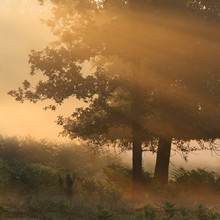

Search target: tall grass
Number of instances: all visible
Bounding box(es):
[0,135,220,219]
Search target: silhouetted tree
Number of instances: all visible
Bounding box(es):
[9,0,220,195]
[127,0,220,184]
[9,0,152,200]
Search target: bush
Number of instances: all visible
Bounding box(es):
[0,160,58,192]
[103,163,132,191]
[195,204,220,220]
[95,205,113,220]
[172,168,218,192]
[144,205,157,220]
[0,136,21,162]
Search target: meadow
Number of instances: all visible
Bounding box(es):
[0,135,220,219]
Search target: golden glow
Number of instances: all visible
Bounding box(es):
[0,0,62,140]
[91,7,220,139]
[1,1,220,142]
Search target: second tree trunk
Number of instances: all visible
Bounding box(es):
[154,137,172,184]
[132,128,144,201]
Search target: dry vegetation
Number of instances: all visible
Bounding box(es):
[0,135,220,219]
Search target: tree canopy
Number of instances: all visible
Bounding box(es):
[9,0,220,141]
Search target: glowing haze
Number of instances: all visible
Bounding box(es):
[0,0,73,140]
[0,0,220,170]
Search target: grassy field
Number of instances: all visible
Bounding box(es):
[0,135,220,219]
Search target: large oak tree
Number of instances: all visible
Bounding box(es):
[9,0,220,199]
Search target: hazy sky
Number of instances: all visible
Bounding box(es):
[0,0,72,140]
[0,0,220,170]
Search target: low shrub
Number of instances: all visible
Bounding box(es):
[172,167,219,192]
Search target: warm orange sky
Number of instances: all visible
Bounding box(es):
[0,0,73,140]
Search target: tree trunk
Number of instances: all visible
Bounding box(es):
[127,5,145,200]
[130,74,146,201]
[130,59,145,201]
[154,137,172,184]
[131,126,144,201]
